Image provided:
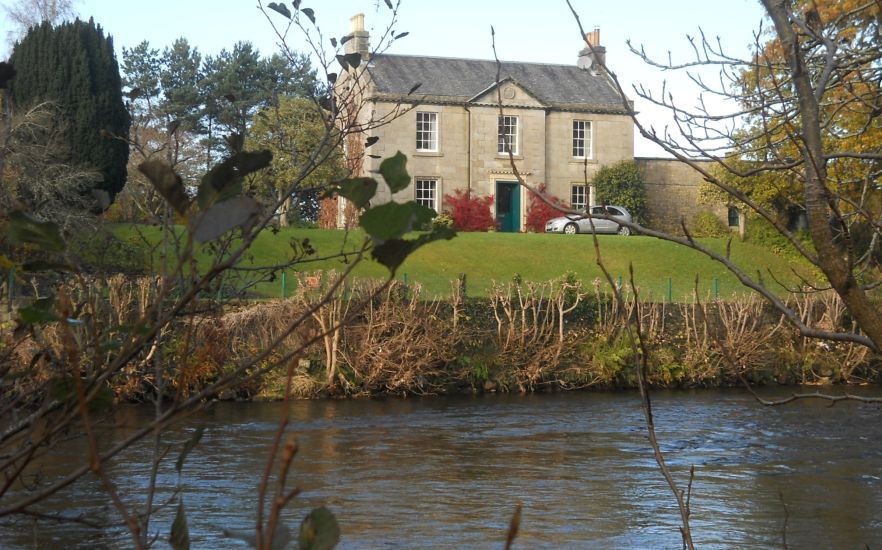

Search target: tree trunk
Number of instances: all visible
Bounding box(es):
[764,0,882,352]
[279,196,291,228]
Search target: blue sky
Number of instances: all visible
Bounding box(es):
[2,0,767,155]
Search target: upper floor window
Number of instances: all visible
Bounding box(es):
[573,120,592,158]
[415,178,439,211]
[571,184,587,211]
[416,112,438,152]
[498,115,519,155]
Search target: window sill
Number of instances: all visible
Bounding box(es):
[570,158,597,164]
[497,154,524,160]
[414,151,443,157]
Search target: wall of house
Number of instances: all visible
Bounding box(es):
[467,104,546,205]
[636,157,727,232]
[357,101,721,234]
[544,111,634,206]
[364,99,635,227]
[359,102,471,208]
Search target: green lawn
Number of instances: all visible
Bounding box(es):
[116,225,819,301]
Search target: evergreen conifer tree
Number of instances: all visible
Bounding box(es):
[8,18,129,204]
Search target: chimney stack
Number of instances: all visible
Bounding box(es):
[346,13,370,59]
[577,26,606,74]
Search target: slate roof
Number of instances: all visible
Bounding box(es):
[365,54,629,113]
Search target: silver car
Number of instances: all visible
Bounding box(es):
[545,206,633,235]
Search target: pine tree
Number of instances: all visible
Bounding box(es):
[8,18,130,204]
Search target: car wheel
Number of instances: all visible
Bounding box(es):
[564,223,578,235]
[617,225,631,236]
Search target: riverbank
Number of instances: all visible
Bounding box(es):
[160,274,880,401]
[7,273,875,404]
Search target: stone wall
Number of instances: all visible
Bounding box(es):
[636,157,727,232]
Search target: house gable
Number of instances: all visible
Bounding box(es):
[468,78,546,109]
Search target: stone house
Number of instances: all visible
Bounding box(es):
[332,14,725,233]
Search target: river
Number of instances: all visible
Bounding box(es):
[3,388,882,548]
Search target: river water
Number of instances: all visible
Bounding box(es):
[3,388,882,548]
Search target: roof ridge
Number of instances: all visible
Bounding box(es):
[372,52,582,69]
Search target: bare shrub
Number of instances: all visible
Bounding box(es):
[782,290,873,382]
[487,276,590,391]
[339,282,459,395]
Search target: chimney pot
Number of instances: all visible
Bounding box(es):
[351,13,365,32]
[345,13,371,59]
[577,26,606,74]
[586,28,601,47]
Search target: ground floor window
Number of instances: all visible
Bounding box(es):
[728,206,739,227]
[415,178,439,211]
[571,184,588,211]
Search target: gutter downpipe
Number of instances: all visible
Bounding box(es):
[464,103,472,197]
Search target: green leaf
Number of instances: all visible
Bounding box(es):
[6,211,65,252]
[18,296,59,325]
[370,239,415,272]
[175,427,205,473]
[372,226,455,272]
[378,151,410,193]
[298,507,340,550]
[267,2,291,19]
[170,498,191,550]
[302,7,315,23]
[343,52,361,69]
[384,0,393,8]
[335,52,362,72]
[394,31,409,40]
[197,150,272,210]
[360,201,434,242]
[138,160,191,215]
[191,196,260,242]
[336,178,378,209]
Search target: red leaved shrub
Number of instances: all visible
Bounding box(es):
[525,183,567,232]
[444,189,495,231]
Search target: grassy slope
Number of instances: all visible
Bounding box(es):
[117,225,818,300]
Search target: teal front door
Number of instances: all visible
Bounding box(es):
[496,181,521,232]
